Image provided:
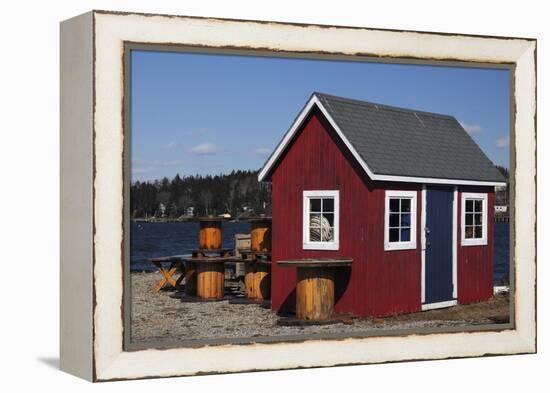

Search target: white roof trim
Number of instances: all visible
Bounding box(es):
[257,95,506,187]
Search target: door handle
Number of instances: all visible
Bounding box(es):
[424,227,430,248]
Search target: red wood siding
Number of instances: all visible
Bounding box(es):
[457,187,495,304]
[270,109,422,317]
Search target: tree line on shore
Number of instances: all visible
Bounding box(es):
[130,169,271,219]
[130,165,509,219]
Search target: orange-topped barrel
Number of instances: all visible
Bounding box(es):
[198,216,225,250]
[249,216,272,252]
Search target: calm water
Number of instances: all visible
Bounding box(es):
[130,221,251,271]
[130,221,510,284]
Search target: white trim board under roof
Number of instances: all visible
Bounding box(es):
[258,93,507,187]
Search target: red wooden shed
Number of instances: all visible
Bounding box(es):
[258,92,506,317]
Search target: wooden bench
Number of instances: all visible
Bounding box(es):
[278,258,352,320]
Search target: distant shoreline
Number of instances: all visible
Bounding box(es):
[132,217,194,223]
[131,217,243,223]
[132,216,509,223]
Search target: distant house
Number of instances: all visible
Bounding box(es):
[259,92,506,317]
[158,202,166,217]
[495,205,508,213]
[186,206,195,217]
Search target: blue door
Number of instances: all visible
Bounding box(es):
[425,187,454,305]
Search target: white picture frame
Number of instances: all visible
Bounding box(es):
[60,10,536,381]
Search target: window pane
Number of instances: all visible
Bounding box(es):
[310,198,321,212]
[401,213,411,227]
[389,213,400,227]
[389,198,400,213]
[465,213,473,225]
[474,213,482,225]
[310,214,321,241]
[322,213,334,226]
[309,213,321,228]
[474,199,482,212]
[310,226,321,241]
[401,227,410,242]
[322,226,334,242]
[401,198,411,213]
[319,214,332,242]
[465,199,474,213]
[465,226,474,239]
[474,226,482,238]
[389,228,400,242]
[322,198,334,212]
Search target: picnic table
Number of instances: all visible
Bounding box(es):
[149,255,186,293]
[278,258,353,320]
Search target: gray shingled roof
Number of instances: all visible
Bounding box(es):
[314,92,505,183]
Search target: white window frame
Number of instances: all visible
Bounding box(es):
[461,192,488,246]
[302,190,339,250]
[384,190,417,251]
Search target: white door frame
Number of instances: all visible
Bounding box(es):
[421,186,458,311]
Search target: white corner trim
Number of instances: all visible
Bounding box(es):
[452,187,458,298]
[302,190,340,251]
[384,190,417,251]
[421,300,458,311]
[460,192,489,247]
[257,96,506,187]
[258,96,319,182]
[421,186,426,303]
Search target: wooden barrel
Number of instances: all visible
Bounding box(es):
[199,220,222,250]
[196,262,225,299]
[250,219,271,252]
[244,263,271,300]
[184,261,197,296]
[296,267,335,320]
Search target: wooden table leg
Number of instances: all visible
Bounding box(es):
[296,267,335,320]
[153,276,168,293]
[197,262,225,299]
[185,261,198,296]
[175,262,185,287]
[152,261,168,293]
[153,263,181,293]
[164,267,178,286]
[245,262,271,300]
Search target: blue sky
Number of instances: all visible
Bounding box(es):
[131,50,510,181]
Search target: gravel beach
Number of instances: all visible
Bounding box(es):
[130,272,510,346]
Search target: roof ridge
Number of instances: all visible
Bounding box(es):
[313,91,456,120]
